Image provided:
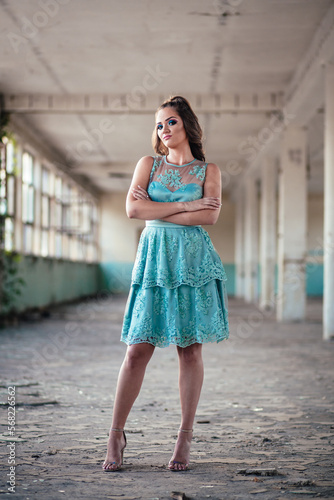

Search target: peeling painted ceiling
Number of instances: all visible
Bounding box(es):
[0,0,333,194]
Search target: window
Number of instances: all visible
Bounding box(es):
[41,166,53,257]
[22,152,34,223]
[79,198,99,262]
[55,176,62,258]
[61,183,72,259]
[88,201,99,262]
[2,136,99,262]
[4,218,14,252]
[62,232,69,259]
[6,141,15,217]
[0,144,6,216]
[55,232,62,259]
[0,139,16,251]
[69,185,79,260]
[22,151,34,253]
[62,182,71,230]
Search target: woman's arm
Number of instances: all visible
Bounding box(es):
[126,156,185,220]
[161,163,222,225]
[127,157,221,220]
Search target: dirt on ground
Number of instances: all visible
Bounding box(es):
[0,295,333,500]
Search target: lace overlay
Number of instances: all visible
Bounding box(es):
[121,155,229,348]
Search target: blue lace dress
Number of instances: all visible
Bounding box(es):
[121,155,229,348]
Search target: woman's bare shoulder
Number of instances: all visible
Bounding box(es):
[136,155,155,169]
[206,162,220,176]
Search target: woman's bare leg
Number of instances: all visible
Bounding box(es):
[103,342,155,470]
[169,343,204,470]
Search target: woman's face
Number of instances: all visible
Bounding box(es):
[155,107,188,150]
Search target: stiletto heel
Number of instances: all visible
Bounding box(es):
[103,428,127,472]
[168,429,193,472]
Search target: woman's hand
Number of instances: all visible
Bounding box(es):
[132,185,150,200]
[183,197,221,212]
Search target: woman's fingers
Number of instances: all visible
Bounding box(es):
[132,185,150,200]
[133,190,147,200]
[185,198,221,212]
[202,197,222,208]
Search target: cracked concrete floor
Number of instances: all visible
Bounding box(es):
[0,295,333,500]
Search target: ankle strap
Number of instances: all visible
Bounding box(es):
[179,428,193,433]
[111,428,124,432]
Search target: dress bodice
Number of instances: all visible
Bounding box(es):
[147,156,208,203]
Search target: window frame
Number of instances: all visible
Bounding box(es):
[0,139,17,252]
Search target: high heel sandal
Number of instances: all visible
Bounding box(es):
[102,428,127,472]
[168,429,193,472]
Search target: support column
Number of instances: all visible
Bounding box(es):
[323,63,334,340]
[244,176,259,302]
[235,186,245,298]
[277,126,307,321]
[260,156,277,310]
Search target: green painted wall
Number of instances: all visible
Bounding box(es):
[12,255,99,312]
[7,257,322,315]
[98,262,133,294]
[306,263,323,297]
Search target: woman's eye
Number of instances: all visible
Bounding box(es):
[168,120,177,126]
[157,124,163,130]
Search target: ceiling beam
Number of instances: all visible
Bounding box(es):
[4,92,284,115]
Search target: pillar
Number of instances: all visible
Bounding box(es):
[235,186,245,298]
[323,63,334,340]
[277,126,307,321]
[259,156,277,310]
[244,176,259,302]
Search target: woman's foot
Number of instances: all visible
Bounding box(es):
[168,429,193,471]
[102,429,127,472]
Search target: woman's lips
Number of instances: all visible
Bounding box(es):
[163,135,171,140]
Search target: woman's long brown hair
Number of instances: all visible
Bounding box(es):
[152,96,205,162]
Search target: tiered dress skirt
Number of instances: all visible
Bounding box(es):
[121,220,229,348]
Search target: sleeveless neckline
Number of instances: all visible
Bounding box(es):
[164,155,196,167]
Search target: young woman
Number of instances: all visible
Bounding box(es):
[103,95,229,472]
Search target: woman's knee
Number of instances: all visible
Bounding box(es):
[177,343,203,364]
[125,343,154,370]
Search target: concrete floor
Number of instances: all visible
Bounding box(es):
[0,295,333,500]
